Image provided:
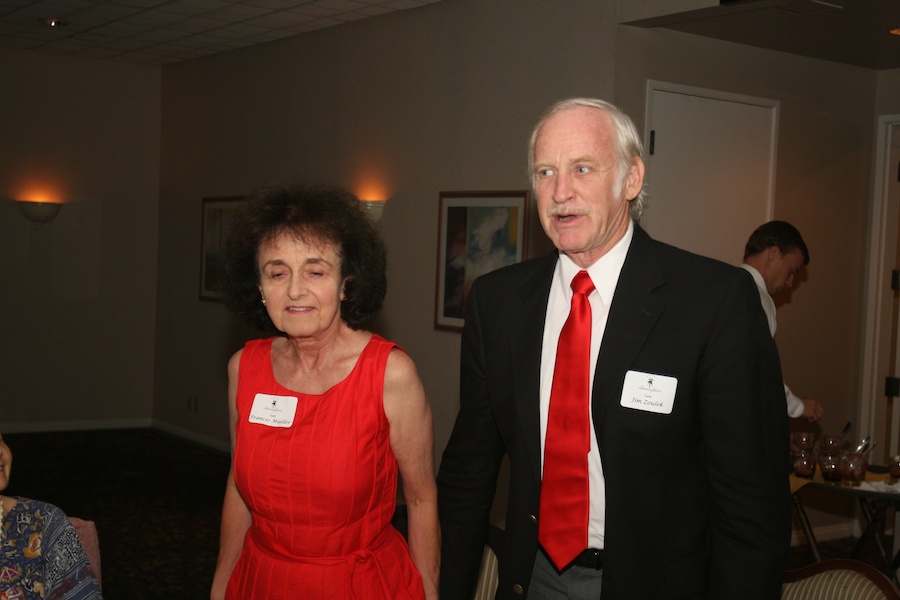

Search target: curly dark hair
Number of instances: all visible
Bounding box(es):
[219,182,387,333]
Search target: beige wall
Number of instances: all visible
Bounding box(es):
[0,48,160,430]
[152,0,618,450]
[2,0,897,536]
[876,68,900,116]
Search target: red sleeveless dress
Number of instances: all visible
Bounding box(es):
[225,335,425,600]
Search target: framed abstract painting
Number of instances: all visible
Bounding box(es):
[435,190,529,331]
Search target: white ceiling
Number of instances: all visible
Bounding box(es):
[1,0,898,69]
[0,0,444,65]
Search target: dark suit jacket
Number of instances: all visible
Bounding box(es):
[437,225,791,599]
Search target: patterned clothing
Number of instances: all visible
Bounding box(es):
[0,498,101,600]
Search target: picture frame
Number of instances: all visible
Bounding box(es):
[199,196,243,301]
[435,190,529,331]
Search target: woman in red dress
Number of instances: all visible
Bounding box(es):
[210,183,439,600]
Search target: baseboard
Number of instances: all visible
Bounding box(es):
[0,418,230,454]
[152,420,230,453]
[0,418,152,434]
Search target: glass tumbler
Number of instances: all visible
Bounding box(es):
[791,431,815,453]
[889,456,900,484]
[818,453,842,482]
[818,434,842,457]
[840,452,867,487]
[792,450,815,479]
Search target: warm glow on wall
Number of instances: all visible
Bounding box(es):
[16,185,63,205]
[356,182,389,203]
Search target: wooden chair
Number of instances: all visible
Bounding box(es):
[473,525,504,600]
[782,559,900,599]
[473,535,900,599]
[69,517,101,589]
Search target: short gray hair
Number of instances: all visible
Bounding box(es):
[528,98,647,220]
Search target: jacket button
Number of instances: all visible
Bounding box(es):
[513,584,525,595]
[528,514,537,523]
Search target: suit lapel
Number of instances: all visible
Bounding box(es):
[508,252,557,483]
[507,232,665,477]
[592,226,665,428]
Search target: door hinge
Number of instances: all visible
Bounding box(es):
[649,130,655,156]
[885,376,900,398]
[893,269,900,291]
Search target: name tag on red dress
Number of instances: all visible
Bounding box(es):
[249,393,299,427]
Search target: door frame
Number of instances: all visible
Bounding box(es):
[858,114,900,457]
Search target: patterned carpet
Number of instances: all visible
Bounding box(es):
[1,428,895,598]
[3,428,230,599]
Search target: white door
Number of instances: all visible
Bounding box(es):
[640,81,779,265]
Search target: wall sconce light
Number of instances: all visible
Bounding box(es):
[17,200,63,223]
[359,199,388,223]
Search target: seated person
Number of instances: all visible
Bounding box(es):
[0,431,102,599]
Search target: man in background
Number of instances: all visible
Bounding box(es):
[741,220,823,423]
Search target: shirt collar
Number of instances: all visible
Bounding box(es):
[740,263,767,293]
[557,220,634,305]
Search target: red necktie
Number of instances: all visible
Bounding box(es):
[539,269,595,570]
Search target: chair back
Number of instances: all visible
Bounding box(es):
[782,559,900,600]
[69,517,101,589]
[473,544,499,600]
[473,525,504,600]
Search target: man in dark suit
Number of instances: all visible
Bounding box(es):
[437,98,791,599]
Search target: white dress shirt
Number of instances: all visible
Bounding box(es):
[740,263,805,418]
[540,221,634,550]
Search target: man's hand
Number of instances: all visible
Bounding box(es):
[801,398,823,423]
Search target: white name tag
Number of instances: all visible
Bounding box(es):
[620,370,677,414]
[248,393,298,427]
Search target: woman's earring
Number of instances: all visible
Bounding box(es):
[261,297,266,305]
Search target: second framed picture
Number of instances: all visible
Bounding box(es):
[435,190,529,331]
[199,196,244,301]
